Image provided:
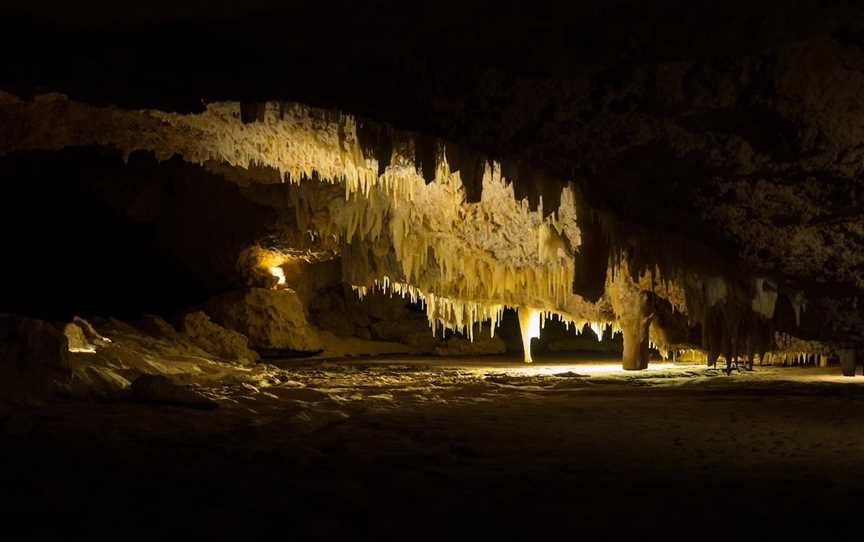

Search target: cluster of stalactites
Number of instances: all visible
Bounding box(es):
[293,157,580,314]
[674,348,829,367]
[3,94,573,219]
[643,270,813,366]
[760,331,831,366]
[354,277,619,364]
[353,277,506,341]
[520,310,621,363]
[2,94,564,212]
[2,93,591,332]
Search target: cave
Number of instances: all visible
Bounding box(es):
[3,1,864,540]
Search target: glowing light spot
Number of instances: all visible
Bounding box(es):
[590,322,604,342]
[270,266,286,286]
[518,308,542,363]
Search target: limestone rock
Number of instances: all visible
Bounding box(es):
[0,314,70,402]
[63,322,95,353]
[68,366,131,399]
[61,316,112,354]
[206,288,322,353]
[72,316,111,345]
[180,311,258,364]
[137,314,183,339]
[282,260,342,307]
[130,374,217,409]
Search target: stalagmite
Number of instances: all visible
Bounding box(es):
[590,322,604,342]
[517,308,541,363]
[839,348,857,377]
[608,262,654,370]
[619,293,652,370]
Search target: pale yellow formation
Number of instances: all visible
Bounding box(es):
[0,93,618,363]
[269,266,287,286]
[518,308,541,363]
[295,154,590,355]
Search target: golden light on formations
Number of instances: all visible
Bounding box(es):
[269,266,287,286]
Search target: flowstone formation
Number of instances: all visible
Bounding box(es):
[0,91,857,371]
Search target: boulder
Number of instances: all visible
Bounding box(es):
[130,374,217,409]
[0,314,70,402]
[206,288,322,353]
[179,311,258,364]
[63,322,95,353]
[72,316,111,345]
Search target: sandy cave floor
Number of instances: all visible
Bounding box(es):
[3,355,864,540]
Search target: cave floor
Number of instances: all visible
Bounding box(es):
[4,356,864,540]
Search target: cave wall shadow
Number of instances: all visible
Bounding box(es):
[0,148,274,322]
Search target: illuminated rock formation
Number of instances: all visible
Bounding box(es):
[0,89,858,370]
[205,289,323,354]
[179,311,259,365]
[0,315,70,403]
[517,309,541,363]
[608,267,653,371]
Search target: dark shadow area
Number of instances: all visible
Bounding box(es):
[3,378,863,540]
[0,149,272,321]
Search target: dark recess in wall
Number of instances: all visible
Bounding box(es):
[0,150,264,321]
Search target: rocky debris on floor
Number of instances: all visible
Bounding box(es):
[130,374,218,409]
[92,317,212,362]
[67,366,132,399]
[180,311,258,364]
[0,314,70,403]
[60,316,265,400]
[207,288,323,354]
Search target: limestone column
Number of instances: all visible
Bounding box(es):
[620,305,652,370]
[608,266,653,371]
[517,308,541,364]
[839,348,856,377]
